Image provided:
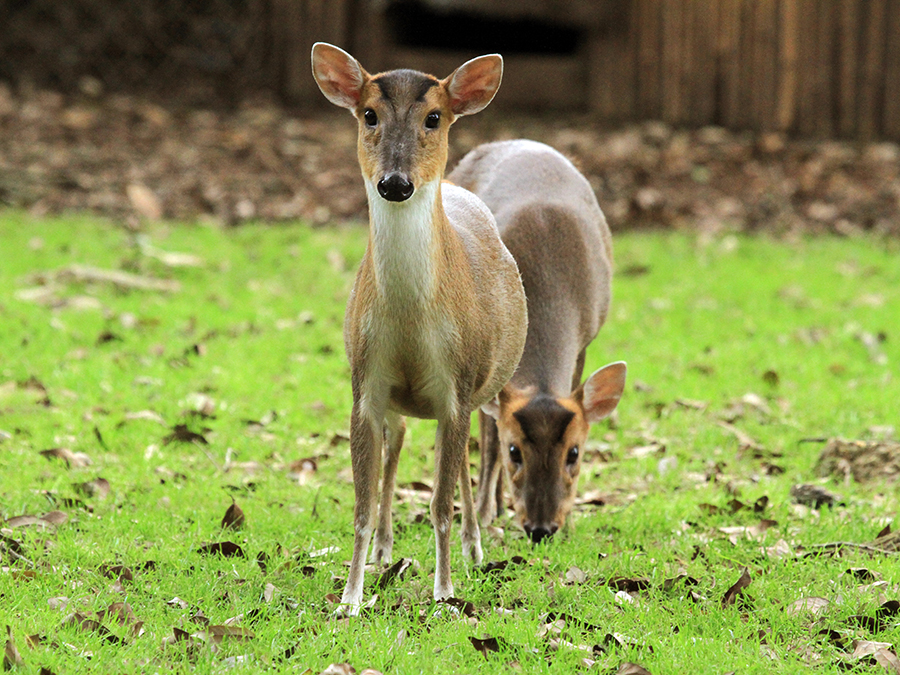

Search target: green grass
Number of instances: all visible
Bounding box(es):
[1,211,899,674]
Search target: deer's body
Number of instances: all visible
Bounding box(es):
[449,139,626,542]
[312,44,527,614]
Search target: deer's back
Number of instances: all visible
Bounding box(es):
[448,140,611,394]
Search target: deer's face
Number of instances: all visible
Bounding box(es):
[495,389,589,543]
[354,71,452,202]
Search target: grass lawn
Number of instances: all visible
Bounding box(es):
[1,211,899,674]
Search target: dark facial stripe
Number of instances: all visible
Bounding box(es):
[374,69,438,103]
[512,395,575,447]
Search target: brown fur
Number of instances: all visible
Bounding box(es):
[312,43,527,612]
[448,139,626,542]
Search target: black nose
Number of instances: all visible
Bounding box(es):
[377,173,414,202]
[524,522,558,544]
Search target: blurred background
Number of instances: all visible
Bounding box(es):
[2,0,899,234]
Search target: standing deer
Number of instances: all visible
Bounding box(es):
[311,43,527,615]
[448,139,626,543]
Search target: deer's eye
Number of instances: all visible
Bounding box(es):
[424,111,440,129]
[566,446,579,465]
[509,445,522,465]
[363,109,378,127]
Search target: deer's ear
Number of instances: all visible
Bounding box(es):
[444,54,503,117]
[577,362,627,423]
[311,42,367,109]
[481,396,500,419]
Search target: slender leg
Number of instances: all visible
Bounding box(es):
[458,439,483,565]
[431,411,473,601]
[475,410,503,527]
[339,400,383,616]
[372,411,405,564]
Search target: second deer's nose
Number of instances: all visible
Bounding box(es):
[377,173,414,202]
[524,522,559,544]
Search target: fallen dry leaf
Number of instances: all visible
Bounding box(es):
[39,448,92,468]
[72,477,111,499]
[376,558,416,590]
[221,500,245,530]
[196,541,246,558]
[722,567,752,608]
[785,597,830,617]
[469,635,504,657]
[204,625,254,644]
[616,663,653,675]
[319,664,356,675]
[163,424,209,445]
[4,625,24,669]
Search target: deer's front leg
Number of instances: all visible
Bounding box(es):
[339,401,382,616]
[475,410,503,527]
[371,411,405,565]
[458,440,484,565]
[432,411,476,600]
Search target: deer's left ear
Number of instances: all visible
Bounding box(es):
[576,361,627,423]
[311,42,368,110]
[444,54,503,117]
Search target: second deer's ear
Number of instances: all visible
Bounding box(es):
[444,54,503,117]
[311,42,367,110]
[578,361,627,423]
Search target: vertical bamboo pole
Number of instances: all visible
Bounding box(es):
[777,0,799,132]
[717,0,741,127]
[752,0,778,130]
[636,0,663,119]
[691,0,719,126]
[813,0,836,136]
[858,0,888,139]
[837,1,860,137]
[661,0,685,124]
[884,1,900,139]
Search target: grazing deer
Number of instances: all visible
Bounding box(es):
[311,44,527,614]
[448,139,626,543]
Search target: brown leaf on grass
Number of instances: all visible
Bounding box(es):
[98,564,133,581]
[874,648,900,673]
[481,556,527,576]
[72,478,111,499]
[437,597,475,617]
[287,457,318,483]
[60,612,121,644]
[785,597,830,617]
[662,574,699,592]
[163,424,209,445]
[4,625,24,669]
[791,484,843,508]
[376,558,417,590]
[843,640,897,667]
[615,663,653,675]
[565,566,587,585]
[39,448,92,468]
[4,512,67,532]
[221,500,245,530]
[722,567,752,608]
[196,541,246,558]
[469,635,505,657]
[204,625,254,644]
[319,664,356,675]
[606,576,651,593]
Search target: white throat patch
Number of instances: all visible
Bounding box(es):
[365,178,441,302]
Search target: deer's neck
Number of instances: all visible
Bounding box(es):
[365,178,443,304]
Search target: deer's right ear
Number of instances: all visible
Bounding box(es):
[311,42,367,109]
[481,396,500,419]
[444,54,503,117]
